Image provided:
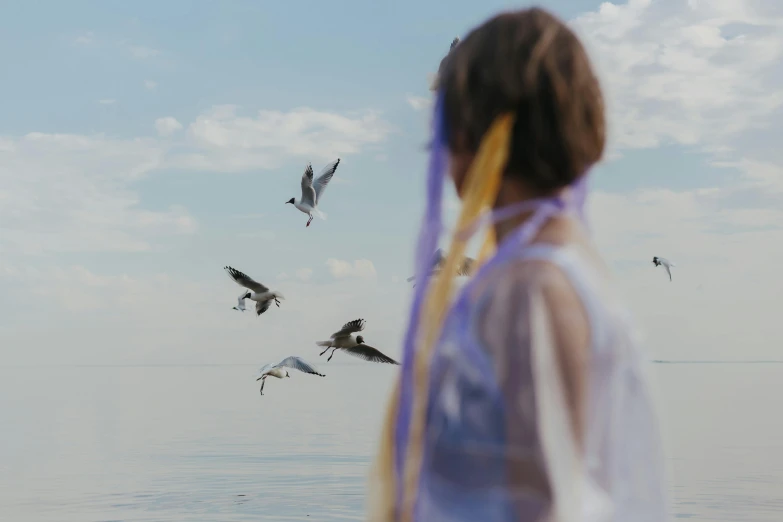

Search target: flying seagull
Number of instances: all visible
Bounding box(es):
[429,37,460,91]
[233,294,247,312]
[407,248,475,286]
[256,356,325,396]
[224,266,284,316]
[286,158,340,227]
[316,319,399,365]
[652,256,676,281]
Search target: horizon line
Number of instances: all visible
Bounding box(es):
[2,360,783,368]
[652,360,783,364]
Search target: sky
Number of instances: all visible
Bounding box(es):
[1,0,782,366]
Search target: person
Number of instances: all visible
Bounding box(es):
[368,7,669,522]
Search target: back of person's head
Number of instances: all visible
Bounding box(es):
[440,7,605,194]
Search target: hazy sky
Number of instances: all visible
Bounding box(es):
[1,0,782,366]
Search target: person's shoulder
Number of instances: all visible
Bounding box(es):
[470,250,590,362]
[470,253,576,308]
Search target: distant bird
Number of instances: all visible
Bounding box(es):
[256,356,325,396]
[429,37,460,91]
[233,294,247,312]
[316,319,399,365]
[652,256,676,281]
[407,248,475,286]
[286,158,340,227]
[224,266,284,316]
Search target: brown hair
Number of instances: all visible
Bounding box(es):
[440,8,605,193]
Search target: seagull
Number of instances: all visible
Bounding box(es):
[286,158,340,227]
[255,356,325,396]
[429,37,460,91]
[316,318,399,365]
[224,266,284,316]
[406,248,475,286]
[652,256,676,281]
[233,294,247,312]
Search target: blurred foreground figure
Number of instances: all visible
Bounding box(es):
[368,8,669,522]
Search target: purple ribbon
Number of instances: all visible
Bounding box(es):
[394,92,446,501]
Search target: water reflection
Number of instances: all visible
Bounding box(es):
[0,363,781,520]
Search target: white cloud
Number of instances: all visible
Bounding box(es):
[572,0,783,154]
[171,104,391,172]
[230,212,267,220]
[98,99,116,105]
[406,95,431,112]
[589,188,783,264]
[144,80,158,91]
[571,0,783,359]
[571,0,783,206]
[296,268,314,282]
[0,132,195,255]
[326,258,377,280]
[0,102,389,259]
[74,32,94,45]
[0,264,207,319]
[154,117,183,137]
[235,230,276,241]
[129,45,160,59]
[711,158,783,195]
[588,187,783,360]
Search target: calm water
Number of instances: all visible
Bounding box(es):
[1,362,782,521]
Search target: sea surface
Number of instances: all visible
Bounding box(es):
[1,361,782,521]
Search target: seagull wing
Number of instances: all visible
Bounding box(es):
[422,248,446,274]
[300,164,317,207]
[313,158,340,203]
[255,363,274,380]
[664,264,672,282]
[275,356,325,376]
[256,299,272,316]
[432,248,446,270]
[343,344,400,365]
[225,266,268,293]
[332,318,366,339]
[457,256,475,276]
[236,293,247,311]
[407,250,444,283]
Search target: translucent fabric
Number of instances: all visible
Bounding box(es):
[367,89,669,521]
[408,240,669,521]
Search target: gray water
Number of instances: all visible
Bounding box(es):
[1,362,781,521]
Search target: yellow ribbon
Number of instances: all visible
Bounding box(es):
[368,113,515,522]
